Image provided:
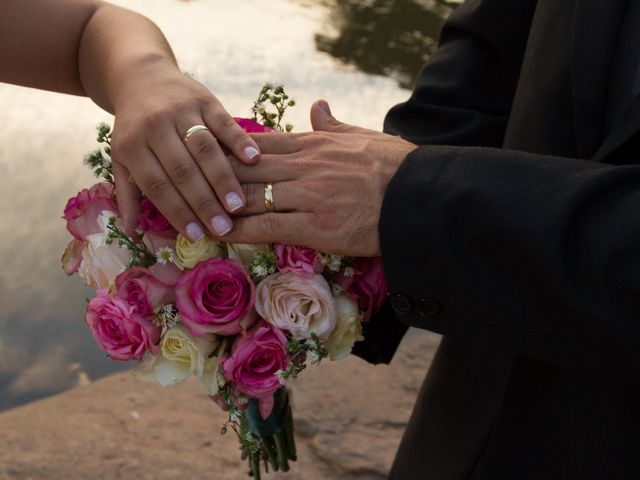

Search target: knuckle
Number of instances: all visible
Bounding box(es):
[260,214,281,235]
[194,195,220,214]
[144,176,171,198]
[243,183,258,206]
[170,163,197,185]
[170,205,192,222]
[144,110,166,130]
[193,138,220,158]
[211,113,239,132]
[212,172,235,190]
[110,135,135,160]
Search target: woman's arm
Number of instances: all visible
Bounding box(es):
[0,0,258,238]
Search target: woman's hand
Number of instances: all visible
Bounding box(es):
[221,100,417,256]
[108,63,260,240]
[0,0,259,240]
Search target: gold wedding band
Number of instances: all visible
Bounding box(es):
[264,183,275,213]
[183,124,209,143]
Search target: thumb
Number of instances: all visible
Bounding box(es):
[310,100,371,134]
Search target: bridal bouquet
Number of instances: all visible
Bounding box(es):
[61,85,387,478]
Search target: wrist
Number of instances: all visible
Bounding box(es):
[109,54,181,113]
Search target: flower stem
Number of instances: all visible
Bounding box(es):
[274,431,290,472]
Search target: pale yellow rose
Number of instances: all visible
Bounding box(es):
[174,233,224,270]
[227,243,272,267]
[134,326,220,395]
[326,295,364,361]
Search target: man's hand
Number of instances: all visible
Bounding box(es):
[221,100,417,256]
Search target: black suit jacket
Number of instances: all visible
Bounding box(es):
[354,0,640,478]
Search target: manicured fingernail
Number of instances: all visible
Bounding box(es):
[244,146,260,160]
[211,215,232,236]
[185,222,205,241]
[225,192,244,212]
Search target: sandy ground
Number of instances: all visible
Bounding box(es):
[0,330,439,480]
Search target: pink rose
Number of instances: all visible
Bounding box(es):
[138,197,177,238]
[234,117,275,133]
[221,321,288,417]
[275,244,323,276]
[176,258,257,336]
[335,257,388,322]
[255,272,336,341]
[86,289,161,361]
[63,183,118,241]
[115,263,180,317]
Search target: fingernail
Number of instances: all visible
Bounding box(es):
[185,222,205,242]
[318,100,332,116]
[211,215,232,236]
[225,192,244,212]
[244,146,260,160]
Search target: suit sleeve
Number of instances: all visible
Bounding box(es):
[381,145,640,381]
[354,0,539,365]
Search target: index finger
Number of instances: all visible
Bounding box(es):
[249,132,301,155]
[218,212,314,246]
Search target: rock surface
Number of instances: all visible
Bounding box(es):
[0,330,439,480]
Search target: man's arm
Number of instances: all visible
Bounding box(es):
[358,0,540,364]
[384,0,539,146]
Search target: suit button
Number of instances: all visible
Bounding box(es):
[390,294,413,318]
[419,298,441,317]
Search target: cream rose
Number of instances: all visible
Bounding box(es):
[255,272,337,341]
[78,211,132,289]
[174,233,224,270]
[135,326,220,395]
[227,243,272,267]
[326,295,364,361]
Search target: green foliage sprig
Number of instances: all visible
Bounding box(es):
[252,84,295,133]
[104,216,155,267]
[84,122,114,183]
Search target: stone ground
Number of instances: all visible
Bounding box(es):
[0,330,439,480]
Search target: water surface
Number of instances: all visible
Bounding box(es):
[0,0,453,411]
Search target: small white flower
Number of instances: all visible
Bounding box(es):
[252,264,268,278]
[216,372,227,389]
[318,253,343,272]
[158,304,180,329]
[308,350,321,365]
[155,246,175,265]
[343,266,355,277]
[276,369,288,386]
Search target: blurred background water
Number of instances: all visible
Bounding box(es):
[0,0,457,411]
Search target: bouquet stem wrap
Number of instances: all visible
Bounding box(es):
[241,388,297,478]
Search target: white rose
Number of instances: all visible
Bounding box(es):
[174,233,224,270]
[77,210,131,289]
[255,272,337,341]
[135,326,220,395]
[326,295,364,361]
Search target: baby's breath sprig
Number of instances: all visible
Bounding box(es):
[157,304,180,330]
[84,122,114,183]
[251,83,295,133]
[317,252,345,272]
[277,333,328,385]
[104,216,155,267]
[251,251,277,279]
